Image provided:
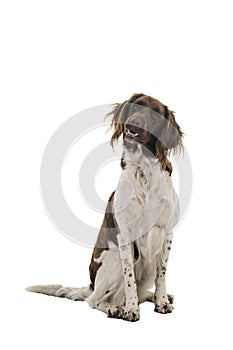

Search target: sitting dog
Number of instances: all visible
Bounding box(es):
[27,93,183,322]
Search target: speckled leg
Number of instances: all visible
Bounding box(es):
[154,233,174,314]
[117,237,140,322]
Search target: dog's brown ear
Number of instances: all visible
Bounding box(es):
[160,108,184,152]
[107,93,145,146]
[154,108,183,168]
[107,101,129,146]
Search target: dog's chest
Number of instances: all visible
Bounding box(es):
[131,225,165,285]
[115,160,177,231]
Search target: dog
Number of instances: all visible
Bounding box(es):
[27,93,183,322]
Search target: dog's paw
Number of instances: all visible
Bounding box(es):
[107,305,140,322]
[107,305,124,319]
[154,302,174,314]
[167,294,174,304]
[123,307,140,322]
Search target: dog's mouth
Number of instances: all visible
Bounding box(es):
[124,129,140,145]
[124,124,147,145]
[125,129,139,139]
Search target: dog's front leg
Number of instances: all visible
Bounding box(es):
[114,179,139,321]
[154,232,174,314]
[117,232,140,322]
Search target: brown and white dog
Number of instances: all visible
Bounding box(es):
[27,93,183,322]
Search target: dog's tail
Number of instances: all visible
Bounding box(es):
[26,284,92,301]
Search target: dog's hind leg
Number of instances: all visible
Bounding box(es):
[88,300,138,322]
[89,301,124,319]
[140,291,174,304]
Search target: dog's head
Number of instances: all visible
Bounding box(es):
[108,93,183,166]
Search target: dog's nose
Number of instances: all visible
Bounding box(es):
[128,115,145,129]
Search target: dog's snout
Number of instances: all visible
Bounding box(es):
[128,115,145,129]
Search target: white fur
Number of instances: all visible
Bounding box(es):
[86,143,179,320]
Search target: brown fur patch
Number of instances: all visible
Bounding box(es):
[89,192,119,289]
[163,158,173,176]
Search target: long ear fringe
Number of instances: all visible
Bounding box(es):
[105,102,128,147]
[155,109,184,169]
[105,94,146,147]
[163,109,184,154]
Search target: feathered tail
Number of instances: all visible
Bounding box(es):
[26,284,92,301]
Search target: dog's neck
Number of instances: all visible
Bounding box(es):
[121,142,172,177]
[121,143,158,181]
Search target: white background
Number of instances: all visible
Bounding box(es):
[1,1,233,349]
